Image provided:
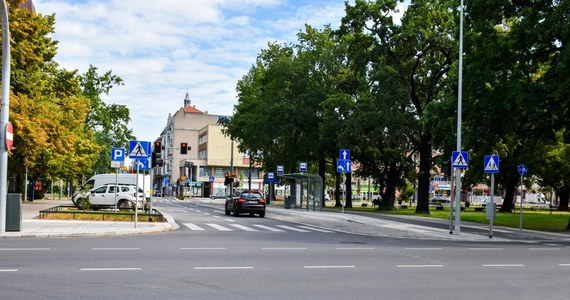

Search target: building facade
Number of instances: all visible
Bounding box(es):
[153,93,263,197]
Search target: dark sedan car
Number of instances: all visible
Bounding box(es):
[225,191,266,217]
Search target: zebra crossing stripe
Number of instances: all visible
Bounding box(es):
[229,224,259,231]
[297,225,333,233]
[253,225,284,232]
[183,223,205,231]
[275,225,311,232]
[206,223,232,231]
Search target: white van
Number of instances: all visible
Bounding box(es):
[74,173,151,199]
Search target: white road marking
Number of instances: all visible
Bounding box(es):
[0,269,18,272]
[80,268,142,271]
[183,223,205,231]
[482,264,525,267]
[275,225,310,232]
[528,248,561,251]
[297,225,334,233]
[405,248,443,250]
[229,224,258,231]
[262,247,307,250]
[92,248,140,251]
[225,219,236,222]
[206,223,232,231]
[0,248,50,251]
[397,265,444,268]
[180,248,227,250]
[253,225,284,232]
[336,247,374,250]
[203,213,211,216]
[194,267,253,270]
[468,248,504,251]
[304,265,355,269]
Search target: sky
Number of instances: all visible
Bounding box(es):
[33,0,407,143]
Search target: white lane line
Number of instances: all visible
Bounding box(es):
[558,264,570,266]
[253,225,284,232]
[482,264,525,267]
[262,247,307,250]
[229,224,259,231]
[275,225,310,232]
[469,248,504,251]
[0,248,50,251]
[0,269,18,272]
[213,216,223,219]
[297,225,334,233]
[397,265,444,268]
[529,248,561,251]
[206,223,233,231]
[180,248,227,250]
[304,265,356,269]
[336,247,374,250]
[80,268,142,271]
[203,213,211,216]
[194,267,253,270]
[224,219,236,222]
[183,223,205,231]
[92,248,140,251]
[405,248,443,250]
[545,243,560,246]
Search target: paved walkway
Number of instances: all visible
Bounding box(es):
[1,198,569,242]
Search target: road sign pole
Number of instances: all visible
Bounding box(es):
[489,173,495,238]
[0,0,11,234]
[135,163,139,229]
[519,173,523,231]
[449,171,454,234]
[114,170,118,211]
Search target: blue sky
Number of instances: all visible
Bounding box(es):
[34,0,407,143]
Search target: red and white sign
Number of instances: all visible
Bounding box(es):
[5,121,13,151]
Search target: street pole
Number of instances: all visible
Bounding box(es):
[454,0,464,234]
[489,174,495,238]
[519,173,523,231]
[449,171,454,234]
[134,162,139,229]
[0,0,10,234]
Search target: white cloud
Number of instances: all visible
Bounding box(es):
[33,0,350,142]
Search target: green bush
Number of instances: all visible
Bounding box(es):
[77,198,91,210]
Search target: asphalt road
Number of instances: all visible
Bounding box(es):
[1,198,569,299]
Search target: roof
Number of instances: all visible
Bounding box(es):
[183,106,203,113]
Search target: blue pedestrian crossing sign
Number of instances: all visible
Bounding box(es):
[484,155,500,174]
[135,158,151,171]
[209,176,215,182]
[452,151,469,169]
[518,164,528,176]
[129,140,151,159]
[337,159,352,173]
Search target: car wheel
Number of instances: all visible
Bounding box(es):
[259,212,265,218]
[249,212,254,216]
[118,200,131,210]
[233,206,240,216]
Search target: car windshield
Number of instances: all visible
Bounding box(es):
[241,192,263,200]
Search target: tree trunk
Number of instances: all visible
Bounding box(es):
[500,178,518,212]
[381,163,398,209]
[414,133,432,214]
[318,158,326,207]
[557,185,569,211]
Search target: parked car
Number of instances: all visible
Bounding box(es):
[430,196,451,204]
[225,190,266,217]
[210,194,227,199]
[73,184,145,210]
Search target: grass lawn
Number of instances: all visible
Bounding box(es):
[327,204,570,232]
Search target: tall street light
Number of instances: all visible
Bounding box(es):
[0,0,11,234]
[454,0,464,233]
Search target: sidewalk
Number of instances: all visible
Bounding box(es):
[0,199,175,239]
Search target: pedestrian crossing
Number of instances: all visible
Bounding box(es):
[182,222,334,233]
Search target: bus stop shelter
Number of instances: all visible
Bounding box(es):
[278,173,323,211]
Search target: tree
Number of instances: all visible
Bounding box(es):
[339,0,457,214]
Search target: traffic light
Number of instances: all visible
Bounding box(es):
[151,151,157,167]
[154,141,162,153]
[224,172,231,186]
[180,143,188,155]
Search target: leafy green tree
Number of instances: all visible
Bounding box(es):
[79,65,133,174]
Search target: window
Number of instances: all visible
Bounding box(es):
[108,186,117,193]
[93,186,107,193]
[199,167,212,177]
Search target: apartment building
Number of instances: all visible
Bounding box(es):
[154,93,263,196]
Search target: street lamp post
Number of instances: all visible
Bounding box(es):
[454,0,465,233]
[0,0,11,234]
